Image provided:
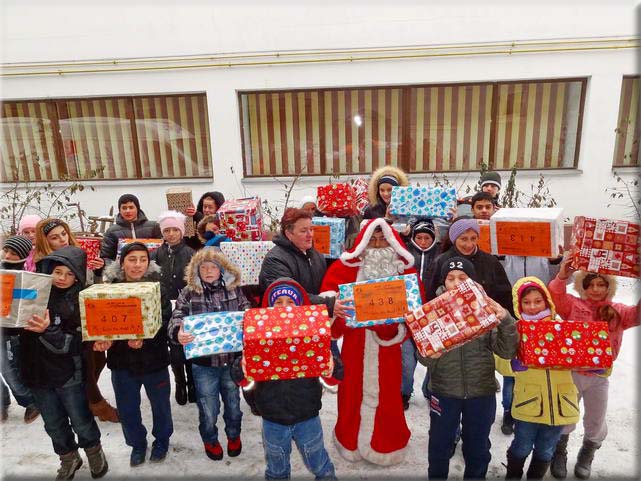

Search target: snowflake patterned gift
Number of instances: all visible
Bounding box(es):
[218,197,264,241]
[338,274,422,328]
[311,217,346,259]
[243,305,332,382]
[569,216,640,279]
[183,311,245,336]
[388,186,457,218]
[406,278,499,357]
[183,317,244,360]
[518,319,613,370]
[317,183,358,217]
[220,241,274,286]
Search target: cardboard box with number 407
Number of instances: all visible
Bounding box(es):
[79,282,162,341]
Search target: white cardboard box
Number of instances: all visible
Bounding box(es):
[0,270,52,328]
[490,207,564,257]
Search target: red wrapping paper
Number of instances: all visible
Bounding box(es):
[243,305,331,382]
[218,197,264,241]
[317,184,358,217]
[352,178,370,215]
[518,319,613,370]
[76,237,101,264]
[570,216,640,279]
[406,279,500,357]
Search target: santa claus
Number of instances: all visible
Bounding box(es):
[320,217,422,466]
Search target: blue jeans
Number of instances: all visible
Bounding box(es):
[502,376,514,412]
[401,338,417,396]
[31,381,101,455]
[509,420,564,462]
[262,416,336,480]
[191,363,242,444]
[428,393,496,479]
[111,368,173,451]
[0,335,36,408]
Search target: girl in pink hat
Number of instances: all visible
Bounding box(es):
[17,214,41,272]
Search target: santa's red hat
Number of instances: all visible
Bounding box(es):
[340,218,414,268]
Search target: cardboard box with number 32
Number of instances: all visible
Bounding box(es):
[79,282,162,341]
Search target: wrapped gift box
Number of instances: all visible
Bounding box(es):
[569,217,640,279]
[352,178,370,215]
[243,305,331,382]
[518,319,613,370]
[389,186,457,218]
[312,217,346,259]
[183,311,245,360]
[477,220,491,253]
[218,197,264,241]
[406,278,500,357]
[76,236,101,264]
[220,241,274,286]
[338,274,422,328]
[79,282,162,341]
[0,270,52,328]
[166,188,195,237]
[117,238,163,257]
[490,208,564,257]
[317,184,358,217]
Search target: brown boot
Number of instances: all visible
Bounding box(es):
[89,399,119,423]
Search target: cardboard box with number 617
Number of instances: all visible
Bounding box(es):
[79,282,162,341]
[490,208,564,258]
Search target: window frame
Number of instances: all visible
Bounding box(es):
[612,75,640,168]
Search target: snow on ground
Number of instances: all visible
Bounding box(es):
[1,279,639,480]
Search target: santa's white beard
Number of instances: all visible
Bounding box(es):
[359,246,406,280]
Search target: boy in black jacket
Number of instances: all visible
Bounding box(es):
[154,210,196,405]
[20,246,108,480]
[231,278,341,480]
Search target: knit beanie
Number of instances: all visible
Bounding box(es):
[158,210,186,236]
[18,214,41,234]
[412,220,436,241]
[268,283,304,307]
[119,242,149,265]
[377,175,400,187]
[118,194,141,211]
[2,235,33,261]
[480,171,502,189]
[439,256,476,284]
[448,217,480,243]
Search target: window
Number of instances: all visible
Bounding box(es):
[239,78,586,176]
[1,93,213,182]
[613,76,640,167]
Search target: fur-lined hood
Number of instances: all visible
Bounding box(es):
[185,248,241,293]
[573,270,617,301]
[512,276,557,319]
[103,260,162,284]
[367,165,409,206]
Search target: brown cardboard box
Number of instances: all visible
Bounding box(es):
[166,188,195,237]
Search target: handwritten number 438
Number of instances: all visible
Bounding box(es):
[369,297,395,306]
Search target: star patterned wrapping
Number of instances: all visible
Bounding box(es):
[388,186,457,218]
[317,183,358,217]
[182,311,245,360]
[217,197,264,241]
[518,319,613,370]
[243,305,331,382]
[220,241,274,286]
[338,274,422,328]
[405,279,499,357]
[570,216,640,279]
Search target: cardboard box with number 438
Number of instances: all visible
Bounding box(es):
[79,282,162,341]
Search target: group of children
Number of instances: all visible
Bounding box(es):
[0,169,639,481]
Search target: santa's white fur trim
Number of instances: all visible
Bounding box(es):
[333,430,362,462]
[372,323,407,347]
[340,217,414,268]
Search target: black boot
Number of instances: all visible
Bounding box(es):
[401,394,410,410]
[574,440,600,479]
[526,457,551,480]
[171,363,188,406]
[186,360,197,403]
[505,449,527,479]
[550,434,569,479]
[501,411,515,435]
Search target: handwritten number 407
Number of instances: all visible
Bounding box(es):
[100,315,127,323]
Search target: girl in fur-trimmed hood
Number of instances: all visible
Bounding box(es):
[363,165,409,219]
[168,248,250,461]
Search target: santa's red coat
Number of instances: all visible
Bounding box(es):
[320,218,423,465]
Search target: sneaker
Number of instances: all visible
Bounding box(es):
[24,406,40,424]
[84,444,108,479]
[56,451,82,480]
[204,441,223,461]
[130,447,147,467]
[149,442,168,463]
[227,437,242,457]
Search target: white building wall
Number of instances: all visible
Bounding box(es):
[1,2,638,226]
